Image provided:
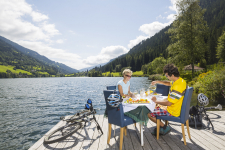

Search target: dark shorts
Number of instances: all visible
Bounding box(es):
[150,107,172,117]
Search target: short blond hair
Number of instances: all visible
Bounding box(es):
[123,69,133,75]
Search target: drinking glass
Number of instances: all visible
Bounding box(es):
[149,84,156,92]
[140,88,145,97]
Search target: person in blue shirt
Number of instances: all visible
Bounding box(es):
[117,69,134,98]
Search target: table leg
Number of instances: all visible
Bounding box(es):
[140,122,144,146]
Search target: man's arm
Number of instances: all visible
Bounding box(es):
[151,96,172,106]
[151,80,171,86]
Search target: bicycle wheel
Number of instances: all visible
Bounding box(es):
[44,122,82,144]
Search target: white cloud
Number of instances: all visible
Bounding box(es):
[128,35,149,49]
[139,21,170,36]
[56,39,65,44]
[31,11,48,22]
[169,0,179,13]
[83,46,128,65]
[69,30,76,35]
[0,0,59,41]
[127,0,178,49]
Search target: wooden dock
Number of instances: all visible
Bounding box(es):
[29,111,225,150]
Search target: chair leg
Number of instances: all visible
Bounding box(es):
[134,123,136,127]
[120,127,124,150]
[157,119,160,140]
[186,120,191,139]
[165,120,169,126]
[181,124,187,145]
[124,126,127,136]
[107,123,112,144]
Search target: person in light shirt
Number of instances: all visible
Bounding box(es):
[148,64,187,136]
[116,69,134,98]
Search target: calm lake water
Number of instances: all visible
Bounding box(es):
[0,77,221,150]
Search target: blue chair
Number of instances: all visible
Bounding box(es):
[106,86,116,90]
[156,84,170,96]
[156,87,193,145]
[103,90,136,150]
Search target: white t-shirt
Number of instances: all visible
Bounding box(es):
[116,80,130,95]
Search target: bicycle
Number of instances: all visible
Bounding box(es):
[189,93,222,129]
[44,99,103,144]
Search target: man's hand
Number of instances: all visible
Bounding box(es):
[151,96,157,103]
[151,81,158,85]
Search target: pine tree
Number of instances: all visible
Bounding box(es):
[166,0,208,78]
[216,31,225,62]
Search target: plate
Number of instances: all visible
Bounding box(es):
[152,93,162,96]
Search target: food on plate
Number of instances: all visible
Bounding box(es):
[124,98,150,104]
[153,92,162,96]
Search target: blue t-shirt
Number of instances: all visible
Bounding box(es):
[116,80,130,95]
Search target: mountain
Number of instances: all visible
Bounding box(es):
[98,0,225,72]
[0,36,78,73]
[0,38,59,76]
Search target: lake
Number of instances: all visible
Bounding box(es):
[0,77,220,150]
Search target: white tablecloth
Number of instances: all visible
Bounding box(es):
[122,96,168,113]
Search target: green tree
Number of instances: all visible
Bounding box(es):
[148,57,166,74]
[166,0,208,78]
[216,31,225,62]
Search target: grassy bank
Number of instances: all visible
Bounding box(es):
[0,65,32,75]
[102,71,144,77]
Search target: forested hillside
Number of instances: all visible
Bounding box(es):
[0,38,61,77]
[98,0,225,73]
[0,36,78,74]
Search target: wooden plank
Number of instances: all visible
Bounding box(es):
[113,125,125,150]
[79,115,101,150]
[201,116,225,141]
[168,122,207,150]
[189,123,225,149]
[87,115,105,150]
[127,124,143,150]
[97,116,112,150]
[122,126,135,150]
[143,121,162,150]
[148,120,183,150]
[170,122,220,150]
[69,115,99,150]
[134,123,154,150]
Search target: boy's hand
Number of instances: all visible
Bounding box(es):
[151,96,157,102]
[151,81,158,85]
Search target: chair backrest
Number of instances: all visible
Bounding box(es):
[156,84,170,96]
[106,86,116,90]
[180,87,193,124]
[103,90,125,127]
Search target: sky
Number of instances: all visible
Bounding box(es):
[0,0,178,70]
